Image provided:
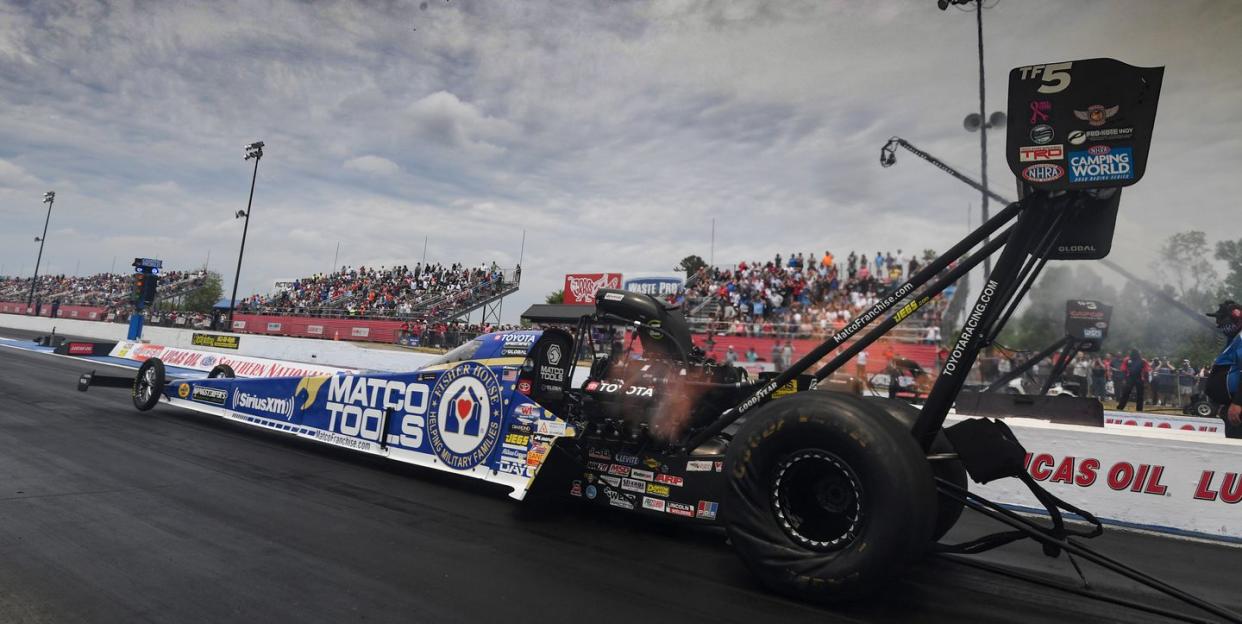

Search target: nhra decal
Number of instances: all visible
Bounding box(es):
[426,362,503,470]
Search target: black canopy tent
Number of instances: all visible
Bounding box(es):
[520,304,597,325]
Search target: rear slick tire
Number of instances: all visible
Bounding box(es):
[864,397,968,541]
[722,392,937,603]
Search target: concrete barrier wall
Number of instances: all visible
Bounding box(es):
[0,313,434,371]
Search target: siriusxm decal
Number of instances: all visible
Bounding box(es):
[233,391,294,420]
[1068,145,1132,183]
[427,362,503,470]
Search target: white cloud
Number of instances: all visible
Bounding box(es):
[0,1,1239,317]
[0,159,39,189]
[343,155,400,176]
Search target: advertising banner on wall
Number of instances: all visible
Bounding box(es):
[623,275,684,300]
[563,273,622,305]
[110,341,353,378]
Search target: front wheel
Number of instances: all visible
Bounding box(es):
[723,392,937,603]
[132,358,166,411]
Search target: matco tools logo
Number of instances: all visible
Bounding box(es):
[427,362,502,470]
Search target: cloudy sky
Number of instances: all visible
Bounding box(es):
[0,0,1239,321]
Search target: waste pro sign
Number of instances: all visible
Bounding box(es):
[951,415,1242,540]
[563,273,622,305]
[624,276,684,298]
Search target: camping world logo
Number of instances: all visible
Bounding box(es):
[428,362,502,470]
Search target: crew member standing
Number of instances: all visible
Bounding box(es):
[1205,301,1242,439]
[1116,349,1150,412]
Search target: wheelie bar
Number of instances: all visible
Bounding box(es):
[77,371,135,392]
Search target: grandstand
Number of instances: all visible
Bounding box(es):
[0,270,209,308]
[676,250,959,371]
[236,262,520,323]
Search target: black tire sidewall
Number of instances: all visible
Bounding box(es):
[132,358,165,411]
[864,396,967,541]
[723,392,936,602]
[208,364,235,379]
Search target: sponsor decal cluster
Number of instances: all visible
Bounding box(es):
[622,477,646,493]
[668,502,695,518]
[1018,144,1064,163]
[1028,100,1051,125]
[696,500,719,520]
[1073,104,1119,127]
[499,332,537,356]
[645,483,670,497]
[1068,127,1134,145]
[1067,145,1133,183]
[655,473,684,487]
[642,497,666,512]
[604,487,636,510]
[1029,124,1055,145]
[686,460,714,472]
[536,420,567,436]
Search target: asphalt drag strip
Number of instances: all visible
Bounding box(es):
[0,341,1238,624]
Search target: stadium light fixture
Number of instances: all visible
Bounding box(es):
[938,0,1001,276]
[228,141,265,327]
[27,191,56,308]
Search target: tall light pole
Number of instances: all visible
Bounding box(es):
[28,191,55,310]
[940,0,1004,277]
[228,141,264,327]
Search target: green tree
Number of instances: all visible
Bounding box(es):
[183,272,223,313]
[1216,238,1242,299]
[677,254,708,279]
[545,289,564,304]
[1153,230,1218,299]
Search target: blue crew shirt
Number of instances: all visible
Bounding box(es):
[1213,334,1242,400]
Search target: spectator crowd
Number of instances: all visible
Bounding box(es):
[238,262,518,321]
[1,270,207,310]
[684,249,952,340]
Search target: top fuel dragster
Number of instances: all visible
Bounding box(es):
[77,58,1241,622]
